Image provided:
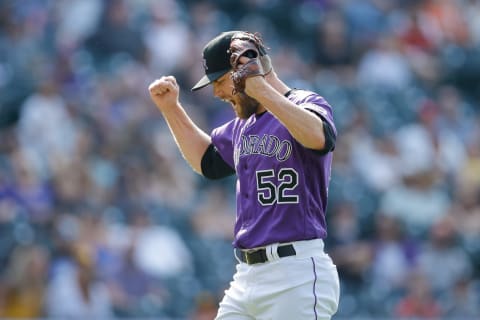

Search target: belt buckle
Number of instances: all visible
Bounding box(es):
[244,250,255,264]
[245,252,252,264]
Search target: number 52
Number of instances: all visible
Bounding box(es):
[256,168,299,205]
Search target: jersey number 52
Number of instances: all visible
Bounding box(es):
[256,168,299,205]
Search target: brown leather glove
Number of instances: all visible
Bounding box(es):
[229,32,270,95]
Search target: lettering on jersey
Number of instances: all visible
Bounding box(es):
[239,134,292,162]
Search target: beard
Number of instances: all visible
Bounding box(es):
[233,92,260,119]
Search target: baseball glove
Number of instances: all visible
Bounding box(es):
[229,32,271,94]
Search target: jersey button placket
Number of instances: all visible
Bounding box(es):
[243,163,249,198]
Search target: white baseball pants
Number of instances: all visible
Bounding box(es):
[215,239,340,320]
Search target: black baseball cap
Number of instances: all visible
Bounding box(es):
[191,31,240,91]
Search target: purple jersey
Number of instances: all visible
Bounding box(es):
[211,89,336,249]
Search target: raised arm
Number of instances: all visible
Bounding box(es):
[148,76,211,174]
[228,38,328,151]
[246,75,327,151]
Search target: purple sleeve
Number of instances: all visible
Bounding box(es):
[211,120,236,169]
[300,99,337,137]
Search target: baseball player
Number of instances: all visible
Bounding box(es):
[148,31,339,319]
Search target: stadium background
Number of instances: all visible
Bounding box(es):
[0,0,479,319]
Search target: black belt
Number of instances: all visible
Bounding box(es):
[235,244,296,265]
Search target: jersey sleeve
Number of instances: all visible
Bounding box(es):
[210,120,236,169]
[201,144,236,179]
[300,97,337,136]
[299,95,337,154]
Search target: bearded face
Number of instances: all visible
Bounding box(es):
[232,92,260,119]
[212,73,261,119]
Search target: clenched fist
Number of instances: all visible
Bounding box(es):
[148,76,180,111]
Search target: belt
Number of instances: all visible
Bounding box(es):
[235,244,297,265]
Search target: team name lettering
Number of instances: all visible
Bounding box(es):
[239,134,292,162]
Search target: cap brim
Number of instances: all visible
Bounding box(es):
[191,69,230,91]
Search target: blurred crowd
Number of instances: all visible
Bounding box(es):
[0,0,479,319]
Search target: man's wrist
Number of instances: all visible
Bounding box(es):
[245,76,268,98]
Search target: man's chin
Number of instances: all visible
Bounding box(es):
[235,92,260,119]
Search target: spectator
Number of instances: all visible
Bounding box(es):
[379,170,450,236]
[85,0,146,65]
[327,203,372,298]
[394,270,442,318]
[443,276,480,318]
[143,0,191,74]
[127,207,193,279]
[369,214,418,301]
[8,148,54,222]
[190,184,236,240]
[417,215,473,295]
[45,243,113,318]
[356,35,413,90]
[189,291,219,320]
[0,244,49,318]
[314,9,353,68]
[452,136,480,267]
[107,242,167,317]
[16,78,78,178]
[419,0,470,47]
